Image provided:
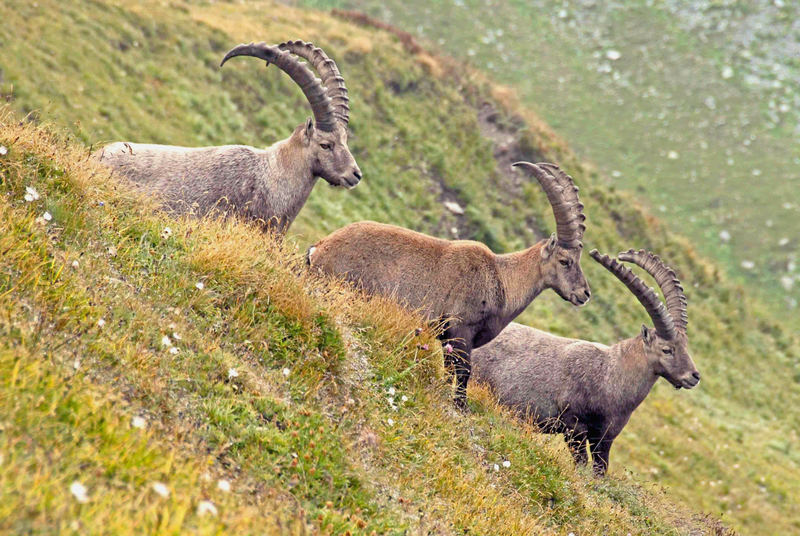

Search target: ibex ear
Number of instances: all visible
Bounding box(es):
[641,324,653,344]
[542,233,557,258]
[303,117,314,143]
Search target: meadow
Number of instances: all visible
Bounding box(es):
[1,0,798,533]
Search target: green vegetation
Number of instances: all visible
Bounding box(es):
[305,0,800,311]
[0,0,797,533]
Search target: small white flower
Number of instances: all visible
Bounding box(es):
[493,464,499,472]
[160,226,172,239]
[42,211,52,221]
[169,347,179,355]
[719,230,731,243]
[228,368,239,379]
[282,367,290,378]
[70,481,89,503]
[131,416,146,429]
[741,260,755,270]
[73,359,81,370]
[568,533,576,536]
[97,318,106,328]
[0,145,7,156]
[387,397,394,405]
[217,479,231,492]
[387,418,394,426]
[196,500,218,516]
[151,482,170,498]
[667,150,679,160]
[779,237,790,246]
[502,460,511,468]
[401,395,408,403]
[71,260,79,269]
[161,335,172,347]
[172,332,182,340]
[606,49,621,60]
[24,186,40,202]
[721,65,734,79]
[195,281,204,290]
[387,387,396,396]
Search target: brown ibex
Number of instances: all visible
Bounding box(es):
[308,162,591,409]
[471,249,699,475]
[95,40,361,233]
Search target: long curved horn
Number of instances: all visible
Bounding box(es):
[618,249,687,333]
[278,40,350,125]
[590,249,676,340]
[220,42,337,132]
[512,162,585,249]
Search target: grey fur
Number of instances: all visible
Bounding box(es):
[94,41,361,233]
[472,251,699,475]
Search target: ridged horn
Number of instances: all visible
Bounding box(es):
[220,42,337,132]
[618,249,688,333]
[512,162,585,249]
[590,249,676,340]
[278,40,350,125]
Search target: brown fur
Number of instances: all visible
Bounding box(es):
[472,317,699,475]
[308,220,590,408]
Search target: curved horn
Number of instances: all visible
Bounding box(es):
[618,249,688,333]
[512,162,585,249]
[220,42,337,132]
[590,249,676,340]
[278,40,350,125]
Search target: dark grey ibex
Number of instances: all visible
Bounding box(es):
[95,40,361,233]
[308,162,591,409]
[472,249,699,475]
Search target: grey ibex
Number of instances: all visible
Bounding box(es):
[472,249,700,475]
[95,40,361,233]
[308,162,591,409]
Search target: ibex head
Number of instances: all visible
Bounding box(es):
[514,162,591,306]
[591,249,700,389]
[221,40,362,188]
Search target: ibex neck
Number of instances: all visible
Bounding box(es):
[495,241,547,321]
[607,336,658,413]
[263,132,316,229]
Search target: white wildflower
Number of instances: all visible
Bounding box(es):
[24,186,40,202]
[502,460,511,468]
[172,332,182,340]
[217,479,231,492]
[401,395,409,403]
[282,367,290,378]
[131,416,146,429]
[196,500,218,517]
[721,66,734,79]
[606,49,621,61]
[169,347,179,355]
[779,237,790,246]
[71,260,79,269]
[151,482,170,498]
[160,226,172,239]
[387,387,396,396]
[780,276,794,291]
[42,211,52,221]
[161,335,172,347]
[719,230,731,242]
[387,418,394,426]
[493,464,499,472]
[195,281,204,290]
[228,368,239,379]
[97,318,106,328]
[70,481,89,503]
[740,260,755,270]
[667,150,679,160]
[752,169,762,176]
[0,145,7,156]
[387,397,395,406]
[73,359,81,370]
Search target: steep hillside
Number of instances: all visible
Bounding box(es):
[301,0,800,312]
[1,0,798,533]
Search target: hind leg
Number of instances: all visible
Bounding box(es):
[564,425,589,466]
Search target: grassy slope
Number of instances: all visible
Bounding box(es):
[0,0,797,533]
[301,0,800,311]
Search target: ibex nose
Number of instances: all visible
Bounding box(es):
[353,169,362,181]
[584,289,591,300]
[692,371,701,381]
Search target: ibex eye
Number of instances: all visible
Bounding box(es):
[320,143,332,150]
[559,259,570,267]
[662,347,673,354]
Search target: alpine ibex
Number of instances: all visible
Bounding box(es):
[95,40,361,233]
[308,162,591,408]
[471,249,699,475]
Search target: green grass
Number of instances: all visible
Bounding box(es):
[0,0,798,533]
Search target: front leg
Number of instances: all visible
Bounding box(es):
[442,329,473,411]
[564,425,589,467]
[588,429,614,477]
